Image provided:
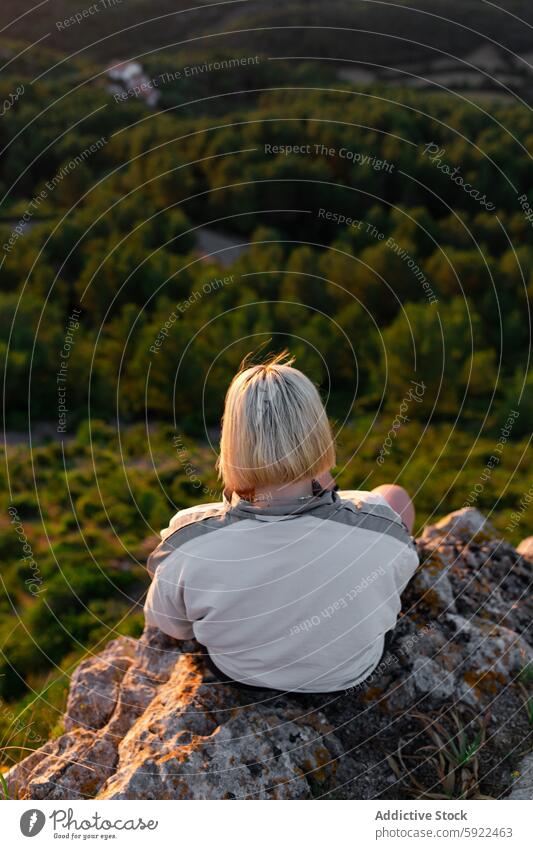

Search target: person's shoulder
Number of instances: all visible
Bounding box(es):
[335,489,417,557]
[146,501,228,577]
[337,489,401,520]
[161,500,226,540]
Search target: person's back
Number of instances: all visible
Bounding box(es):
[145,353,419,693]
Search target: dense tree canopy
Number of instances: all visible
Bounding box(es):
[0,51,531,758]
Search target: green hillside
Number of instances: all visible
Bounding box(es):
[0,19,531,766]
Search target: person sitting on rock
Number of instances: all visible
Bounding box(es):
[144,352,419,693]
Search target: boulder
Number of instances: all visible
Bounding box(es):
[6,508,533,800]
[509,753,533,799]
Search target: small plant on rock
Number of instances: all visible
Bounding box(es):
[388,709,492,799]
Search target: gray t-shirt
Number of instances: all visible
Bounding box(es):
[144,489,419,692]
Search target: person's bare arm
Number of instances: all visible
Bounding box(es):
[371,484,415,533]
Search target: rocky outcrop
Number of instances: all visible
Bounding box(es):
[6,509,533,800]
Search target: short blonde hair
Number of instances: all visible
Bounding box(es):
[217,352,335,493]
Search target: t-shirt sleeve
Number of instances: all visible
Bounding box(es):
[161,501,224,541]
[146,501,225,577]
[144,557,194,640]
[339,489,419,592]
[392,544,420,594]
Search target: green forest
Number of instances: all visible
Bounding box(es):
[0,43,531,762]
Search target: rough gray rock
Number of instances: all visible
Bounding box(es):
[509,753,533,799]
[6,509,533,800]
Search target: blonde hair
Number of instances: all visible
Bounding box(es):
[217,352,335,493]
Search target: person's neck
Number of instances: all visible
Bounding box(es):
[252,478,314,504]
